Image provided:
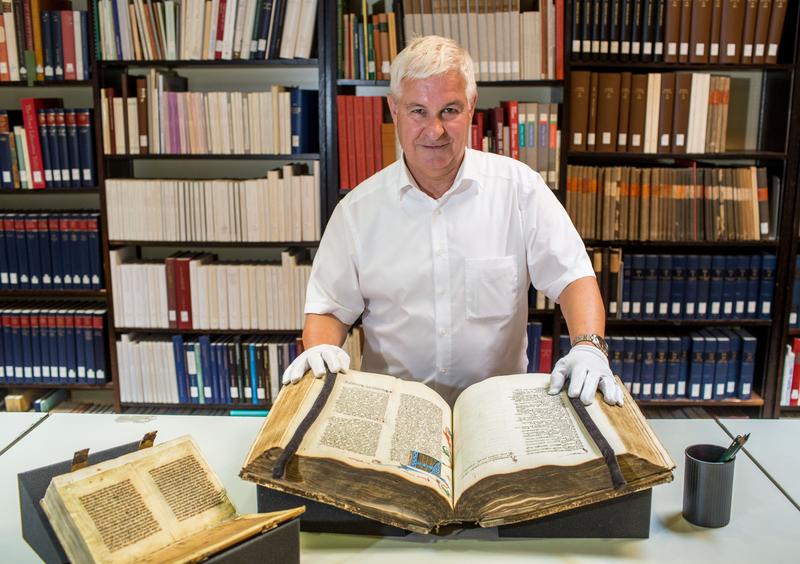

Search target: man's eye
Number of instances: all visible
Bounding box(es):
[411,108,425,115]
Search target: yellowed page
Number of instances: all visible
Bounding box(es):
[297,369,454,506]
[453,373,626,504]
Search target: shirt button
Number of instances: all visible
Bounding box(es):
[437,288,445,295]
[433,209,441,216]
[439,329,448,337]
[439,367,448,374]
[436,249,444,256]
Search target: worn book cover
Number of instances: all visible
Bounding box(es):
[241,370,675,534]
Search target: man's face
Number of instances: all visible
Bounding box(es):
[388,71,476,181]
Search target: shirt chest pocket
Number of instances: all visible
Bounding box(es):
[465,256,518,320]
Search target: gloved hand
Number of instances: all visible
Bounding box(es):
[548,344,624,406]
[281,344,351,385]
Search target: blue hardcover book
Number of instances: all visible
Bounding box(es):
[559,334,571,360]
[609,336,624,380]
[643,255,659,319]
[185,341,200,404]
[30,310,43,383]
[670,255,686,319]
[77,214,91,289]
[248,341,259,405]
[51,11,64,79]
[14,216,31,289]
[37,215,53,289]
[80,12,90,80]
[759,254,776,320]
[210,340,225,405]
[219,337,233,404]
[87,214,101,289]
[74,311,87,382]
[199,335,215,404]
[665,337,682,399]
[65,110,81,188]
[171,335,190,404]
[20,310,34,383]
[632,337,644,397]
[0,132,13,189]
[4,215,20,289]
[653,337,668,399]
[41,11,54,80]
[721,255,737,319]
[708,255,725,320]
[0,310,5,383]
[720,328,741,399]
[55,109,71,186]
[194,341,207,404]
[55,309,68,382]
[232,337,245,403]
[688,333,705,400]
[24,215,41,289]
[656,255,671,319]
[76,109,95,187]
[266,0,288,59]
[527,321,542,372]
[639,337,656,400]
[630,254,646,319]
[290,89,320,154]
[48,215,62,288]
[710,329,729,399]
[0,216,8,289]
[62,215,76,288]
[36,110,53,187]
[792,256,800,327]
[1,309,15,382]
[255,0,276,59]
[45,309,58,383]
[109,0,124,60]
[735,329,756,400]
[81,312,96,382]
[700,330,717,400]
[64,312,78,383]
[746,254,763,320]
[621,256,632,319]
[92,310,105,383]
[35,310,49,382]
[733,255,749,320]
[45,110,62,188]
[696,255,712,319]
[9,309,24,382]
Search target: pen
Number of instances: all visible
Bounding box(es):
[718,433,750,462]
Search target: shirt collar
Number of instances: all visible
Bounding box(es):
[396,149,482,203]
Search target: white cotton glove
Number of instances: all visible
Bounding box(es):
[281,344,351,385]
[548,344,624,406]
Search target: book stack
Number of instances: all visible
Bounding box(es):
[570,0,789,65]
[0,4,90,82]
[0,102,96,190]
[563,328,757,401]
[566,165,774,241]
[528,286,556,311]
[336,95,396,190]
[569,71,742,154]
[96,0,318,60]
[101,71,318,156]
[338,0,400,80]
[0,212,103,290]
[116,334,303,405]
[110,247,311,331]
[106,163,321,243]
[0,305,107,384]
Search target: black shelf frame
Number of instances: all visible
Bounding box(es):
[0,188,100,194]
[108,240,319,248]
[0,80,93,87]
[114,327,302,336]
[0,382,114,390]
[121,402,269,411]
[0,290,107,299]
[98,59,319,68]
[103,153,320,161]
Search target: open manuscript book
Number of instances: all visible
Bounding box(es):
[241,370,675,534]
[41,435,303,564]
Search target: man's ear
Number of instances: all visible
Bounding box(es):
[387,94,397,122]
[468,93,477,118]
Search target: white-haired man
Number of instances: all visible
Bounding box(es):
[282,35,623,407]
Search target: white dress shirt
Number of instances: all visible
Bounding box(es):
[305,148,594,405]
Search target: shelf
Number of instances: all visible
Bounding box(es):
[788,328,800,336]
[109,240,318,248]
[568,151,787,162]
[606,319,771,328]
[115,327,301,335]
[567,61,794,72]
[99,59,318,68]
[582,239,779,249]
[121,402,269,410]
[780,405,800,412]
[337,79,563,87]
[528,309,557,315]
[0,188,100,195]
[0,289,107,298]
[0,80,92,87]
[0,381,114,390]
[636,393,764,408]
[104,153,319,161]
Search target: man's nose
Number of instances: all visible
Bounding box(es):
[424,115,446,138]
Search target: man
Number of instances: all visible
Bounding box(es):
[282,35,623,407]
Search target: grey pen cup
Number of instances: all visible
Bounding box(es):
[682,444,735,528]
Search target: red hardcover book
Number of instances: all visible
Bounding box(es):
[372,96,382,173]
[175,254,194,330]
[791,338,800,406]
[473,111,485,150]
[20,97,62,189]
[353,96,367,185]
[361,96,375,179]
[492,106,505,155]
[0,15,10,81]
[165,253,180,329]
[501,100,519,160]
[556,0,564,80]
[215,0,229,60]
[345,96,357,189]
[538,336,553,372]
[336,96,349,189]
[60,10,76,80]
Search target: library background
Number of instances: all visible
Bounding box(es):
[1,0,799,419]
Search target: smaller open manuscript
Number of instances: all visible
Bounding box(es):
[41,435,303,564]
[241,370,675,534]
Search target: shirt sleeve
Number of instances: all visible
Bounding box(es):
[304,203,365,325]
[522,172,595,302]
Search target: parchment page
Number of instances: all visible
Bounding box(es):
[298,370,454,505]
[453,373,626,503]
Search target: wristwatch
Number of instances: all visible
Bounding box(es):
[572,334,609,357]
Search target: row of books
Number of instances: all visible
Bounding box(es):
[102,72,318,155]
[525,322,554,374]
[780,338,800,407]
[528,287,556,311]
[566,165,774,242]
[1,103,96,190]
[0,213,103,291]
[116,334,303,406]
[336,95,396,190]
[110,248,310,330]
[473,101,561,190]
[399,0,564,81]
[106,165,321,243]
[609,252,776,321]
[560,328,756,401]
[338,1,400,80]
[571,0,788,65]
[790,256,800,329]
[0,306,107,384]
[97,0,318,61]
[570,71,736,154]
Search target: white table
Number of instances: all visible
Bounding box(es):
[0,413,46,455]
[718,418,800,507]
[0,412,266,563]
